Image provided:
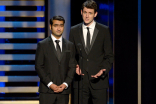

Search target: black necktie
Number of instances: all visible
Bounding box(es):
[86,27,91,51]
[55,40,61,59]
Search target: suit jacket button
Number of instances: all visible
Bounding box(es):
[87,59,89,61]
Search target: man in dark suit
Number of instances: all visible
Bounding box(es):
[69,0,113,104]
[35,16,76,104]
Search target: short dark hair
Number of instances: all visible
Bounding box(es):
[82,0,97,13]
[50,16,65,25]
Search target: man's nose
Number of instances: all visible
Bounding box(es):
[86,13,89,17]
[57,26,61,30]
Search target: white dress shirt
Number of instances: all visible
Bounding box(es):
[47,34,68,89]
[82,20,96,46]
[51,34,62,52]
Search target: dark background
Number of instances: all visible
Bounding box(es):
[141,0,155,104]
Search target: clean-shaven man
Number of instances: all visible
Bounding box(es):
[69,0,113,104]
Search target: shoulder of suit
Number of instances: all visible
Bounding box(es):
[71,23,82,30]
[64,38,73,45]
[70,22,109,29]
[38,36,50,44]
[96,22,109,29]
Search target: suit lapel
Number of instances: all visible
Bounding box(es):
[59,38,66,62]
[48,35,67,62]
[79,24,88,54]
[48,36,60,61]
[90,25,99,51]
[80,23,99,54]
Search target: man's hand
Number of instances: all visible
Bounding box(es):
[91,69,106,78]
[55,84,66,93]
[49,84,59,92]
[76,64,84,75]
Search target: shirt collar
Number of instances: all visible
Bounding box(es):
[51,34,62,42]
[82,20,96,29]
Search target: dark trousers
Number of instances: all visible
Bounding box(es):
[73,72,107,104]
[39,93,69,104]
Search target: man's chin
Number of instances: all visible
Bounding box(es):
[84,21,92,26]
[56,34,62,37]
[53,34,62,38]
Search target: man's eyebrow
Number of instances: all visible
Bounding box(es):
[53,24,62,25]
[54,24,63,25]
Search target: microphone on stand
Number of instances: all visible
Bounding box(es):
[77,43,83,75]
[77,43,82,57]
[100,72,105,79]
[77,43,83,104]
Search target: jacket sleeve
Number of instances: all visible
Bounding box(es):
[64,43,76,85]
[35,42,51,86]
[69,28,79,65]
[101,27,114,76]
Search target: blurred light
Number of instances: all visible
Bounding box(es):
[99,3,109,10]
[37,82,40,86]
[0,82,5,87]
[100,15,108,22]
[0,6,5,11]
[0,72,5,87]
[0,6,5,33]
[37,81,40,95]
[99,3,114,11]
[0,17,5,21]
[37,6,45,37]
[109,78,113,85]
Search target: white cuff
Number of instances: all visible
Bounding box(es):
[47,82,53,88]
[63,82,68,89]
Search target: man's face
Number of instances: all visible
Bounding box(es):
[81,7,97,26]
[50,20,64,38]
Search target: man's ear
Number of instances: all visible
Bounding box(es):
[94,12,98,17]
[81,10,83,15]
[49,25,52,30]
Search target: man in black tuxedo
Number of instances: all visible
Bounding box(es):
[69,0,113,104]
[35,16,76,104]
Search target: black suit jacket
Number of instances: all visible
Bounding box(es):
[69,22,113,89]
[35,36,76,94]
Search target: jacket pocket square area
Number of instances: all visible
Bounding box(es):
[65,50,71,52]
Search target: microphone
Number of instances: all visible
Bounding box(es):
[77,43,83,104]
[77,43,82,56]
[100,72,105,79]
[77,43,81,50]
